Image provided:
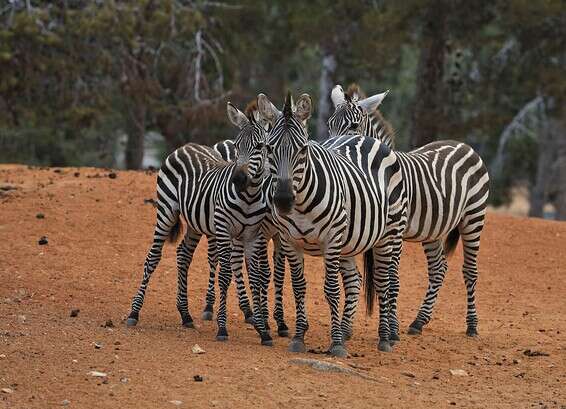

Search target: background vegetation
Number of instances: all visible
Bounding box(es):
[1,0,565,218]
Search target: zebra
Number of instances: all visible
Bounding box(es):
[204,109,291,338]
[328,84,490,339]
[257,91,407,356]
[126,102,273,345]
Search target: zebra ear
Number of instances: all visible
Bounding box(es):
[257,93,281,126]
[358,90,390,113]
[295,93,312,123]
[227,102,249,129]
[331,85,346,108]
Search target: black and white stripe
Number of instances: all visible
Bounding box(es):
[328,85,490,338]
[258,92,406,356]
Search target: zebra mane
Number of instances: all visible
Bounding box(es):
[244,99,258,122]
[283,91,293,119]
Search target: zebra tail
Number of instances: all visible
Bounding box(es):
[363,249,375,317]
[443,227,460,256]
[168,217,183,244]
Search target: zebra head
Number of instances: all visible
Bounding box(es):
[258,91,312,215]
[226,102,268,193]
[327,84,389,138]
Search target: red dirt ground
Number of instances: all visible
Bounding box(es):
[1,165,565,409]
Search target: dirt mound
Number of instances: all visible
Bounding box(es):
[1,165,565,408]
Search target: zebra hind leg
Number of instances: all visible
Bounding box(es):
[175,231,201,328]
[408,240,447,336]
[127,208,180,327]
[202,236,217,321]
[459,213,485,337]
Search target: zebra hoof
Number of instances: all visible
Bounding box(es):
[389,333,400,346]
[182,321,195,329]
[378,340,393,352]
[466,328,478,337]
[201,310,213,321]
[342,328,353,342]
[261,333,273,346]
[277,323,289,338]
[126,318,138,327]
[216,328,228,341]
[329,343,348,358]
[407,325,422,336]
[288,338,306,353]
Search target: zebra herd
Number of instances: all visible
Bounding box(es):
[126,84,490,357]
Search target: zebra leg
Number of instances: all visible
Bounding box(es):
[339,258,361,342]
[373,244,393,352]
[175,231,201,328]
[127,207,179,327]
[387,238,403,344]
[284,241,308,353]
[272,236,289,337]
[249,235,273,345]
[324,248,348,358]
[231,241,254,324]
[408,240,447,335]
[202,236,217,321]
[215,234,234,341]
[459,212,485,337]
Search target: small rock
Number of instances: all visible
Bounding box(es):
[36,213,45,219]
[432,374,440,380]
[1,388,13,394]
[87,371,107,377]
[169,400,183,406]
[193,375,203,382]
[120,377,129,384]
[70,309,80,317]
[0,354,6,359]
[191,344,205,354]
[523,349,549,357]
[401,371,416,378]
[513,359,520,364]
[449,369,468,376]
[211,400,219,407]
[108,172,117,179]
[38,236,48,245]
[103,319,114,328]
[17,315,26,324]
[74,172,80,177]
[62,399,71,406]
[94,342,103,349]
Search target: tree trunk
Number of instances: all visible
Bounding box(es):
[551,120,566,220]
[315,52,337,141]
[410,0,447,148]
[125,105,146,170]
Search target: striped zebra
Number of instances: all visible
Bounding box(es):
[257,92,407,356]
[206,114,291,338]
[328,85,490,338]
[126,102,273,345]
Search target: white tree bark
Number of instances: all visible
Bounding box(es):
[315,52,336,141]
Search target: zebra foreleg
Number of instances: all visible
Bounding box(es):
[387,237,403,344]
[272,236,289,337]
[284,241,308,353]
[408,240,447,335]
[247,236,273,346]
[339,258,361,342]
[202,236,217,321]
[175,231,201,328]
[215,235,234,341]
[324,247,348,358]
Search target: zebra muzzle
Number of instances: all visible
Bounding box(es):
[273,179,295,215]
[231,166,250,192]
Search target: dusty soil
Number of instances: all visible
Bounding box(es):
[0,164,565,409]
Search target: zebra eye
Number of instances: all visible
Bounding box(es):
[349,123,358,130]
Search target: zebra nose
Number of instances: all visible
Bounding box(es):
[273,179,295,215]
[231,166,250,192]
